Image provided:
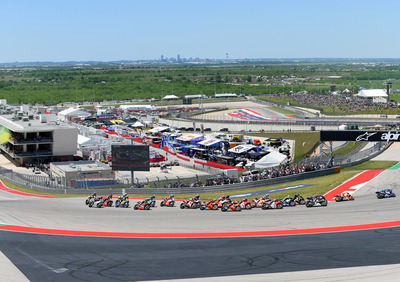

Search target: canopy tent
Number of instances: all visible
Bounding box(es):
[132,121,145,127]
[356,89,388,98]
[254,150,287,169]
[162,95,179,100]
[176,134,204,142]
[197,138,222,147]
[148,126,170,134]
[247,150,269,160]
[77,135,100,149]
[228,145,255,154]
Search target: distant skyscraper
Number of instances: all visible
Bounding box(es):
[177,54,181,62]
[161,55,164,61]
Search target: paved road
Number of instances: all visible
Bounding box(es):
[1,227,400,282]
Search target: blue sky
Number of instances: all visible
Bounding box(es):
[0,0,399,62]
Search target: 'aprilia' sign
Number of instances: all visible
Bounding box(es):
[320,131,400,142]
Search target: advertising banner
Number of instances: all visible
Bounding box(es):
[320,130,400,142]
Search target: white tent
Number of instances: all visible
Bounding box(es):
[162,95,179,100]
[356,89,388,98]
[254,150,287,169]
[132,121,144,127]
[77,135,100,149]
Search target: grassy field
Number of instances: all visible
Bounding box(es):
[252,132,320,161]
[332,142,364,156]
[267,106,300,118]
[2,161,396,201]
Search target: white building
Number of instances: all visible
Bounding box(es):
[0,103,78,165]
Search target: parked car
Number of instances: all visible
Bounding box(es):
[204,128,212,132]
[33,167,41,174]
[220,128,229,132]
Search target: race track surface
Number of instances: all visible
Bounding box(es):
[0,143,400,281]
[0,167,399,235]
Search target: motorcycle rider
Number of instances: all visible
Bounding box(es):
[294,193,303,202]
[141,198,150,205]
[262,194,271,201]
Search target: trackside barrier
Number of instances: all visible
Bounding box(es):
[0,167,335,195]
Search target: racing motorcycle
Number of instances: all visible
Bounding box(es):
[294,195,306,205]
[115,195,130,208]
[334,192,355,202]
[160,197,175,207]
[102,194,113,207]
[251,198,267,208]
[262,199,283,209]
[281,196,297,207]
[217,198,232,209]
[85,194,97,205]
[180,199,201,209]
[134,200,151,210]
[376,189,396,199]
[221,202,241,212]
[306,195,328,207]
[239,198,252,210]
[88,196,105,208]
[200,200,219,210]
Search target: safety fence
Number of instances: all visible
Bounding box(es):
[0,166,336,196]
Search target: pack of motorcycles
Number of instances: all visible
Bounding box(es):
[85,188,396,211]
[85,194,325,211]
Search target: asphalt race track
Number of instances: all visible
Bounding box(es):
[1,147,400,281]
[2,227,400,282]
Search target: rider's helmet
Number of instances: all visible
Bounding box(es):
[123,193,127,197]
[92,192,97,196]
[295,193,300,197]
[226,195,230,198]
[243,198,248,201]
[170,194,174,198]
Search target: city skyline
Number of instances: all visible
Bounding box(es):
[1,0,400,63]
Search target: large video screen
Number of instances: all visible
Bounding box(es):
[111,145,150,171]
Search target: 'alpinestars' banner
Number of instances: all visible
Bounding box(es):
[320,131,400,142]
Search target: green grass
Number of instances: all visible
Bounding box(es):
[333,142,364,156]
[267,106,300,118]
[342,160,398,171]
